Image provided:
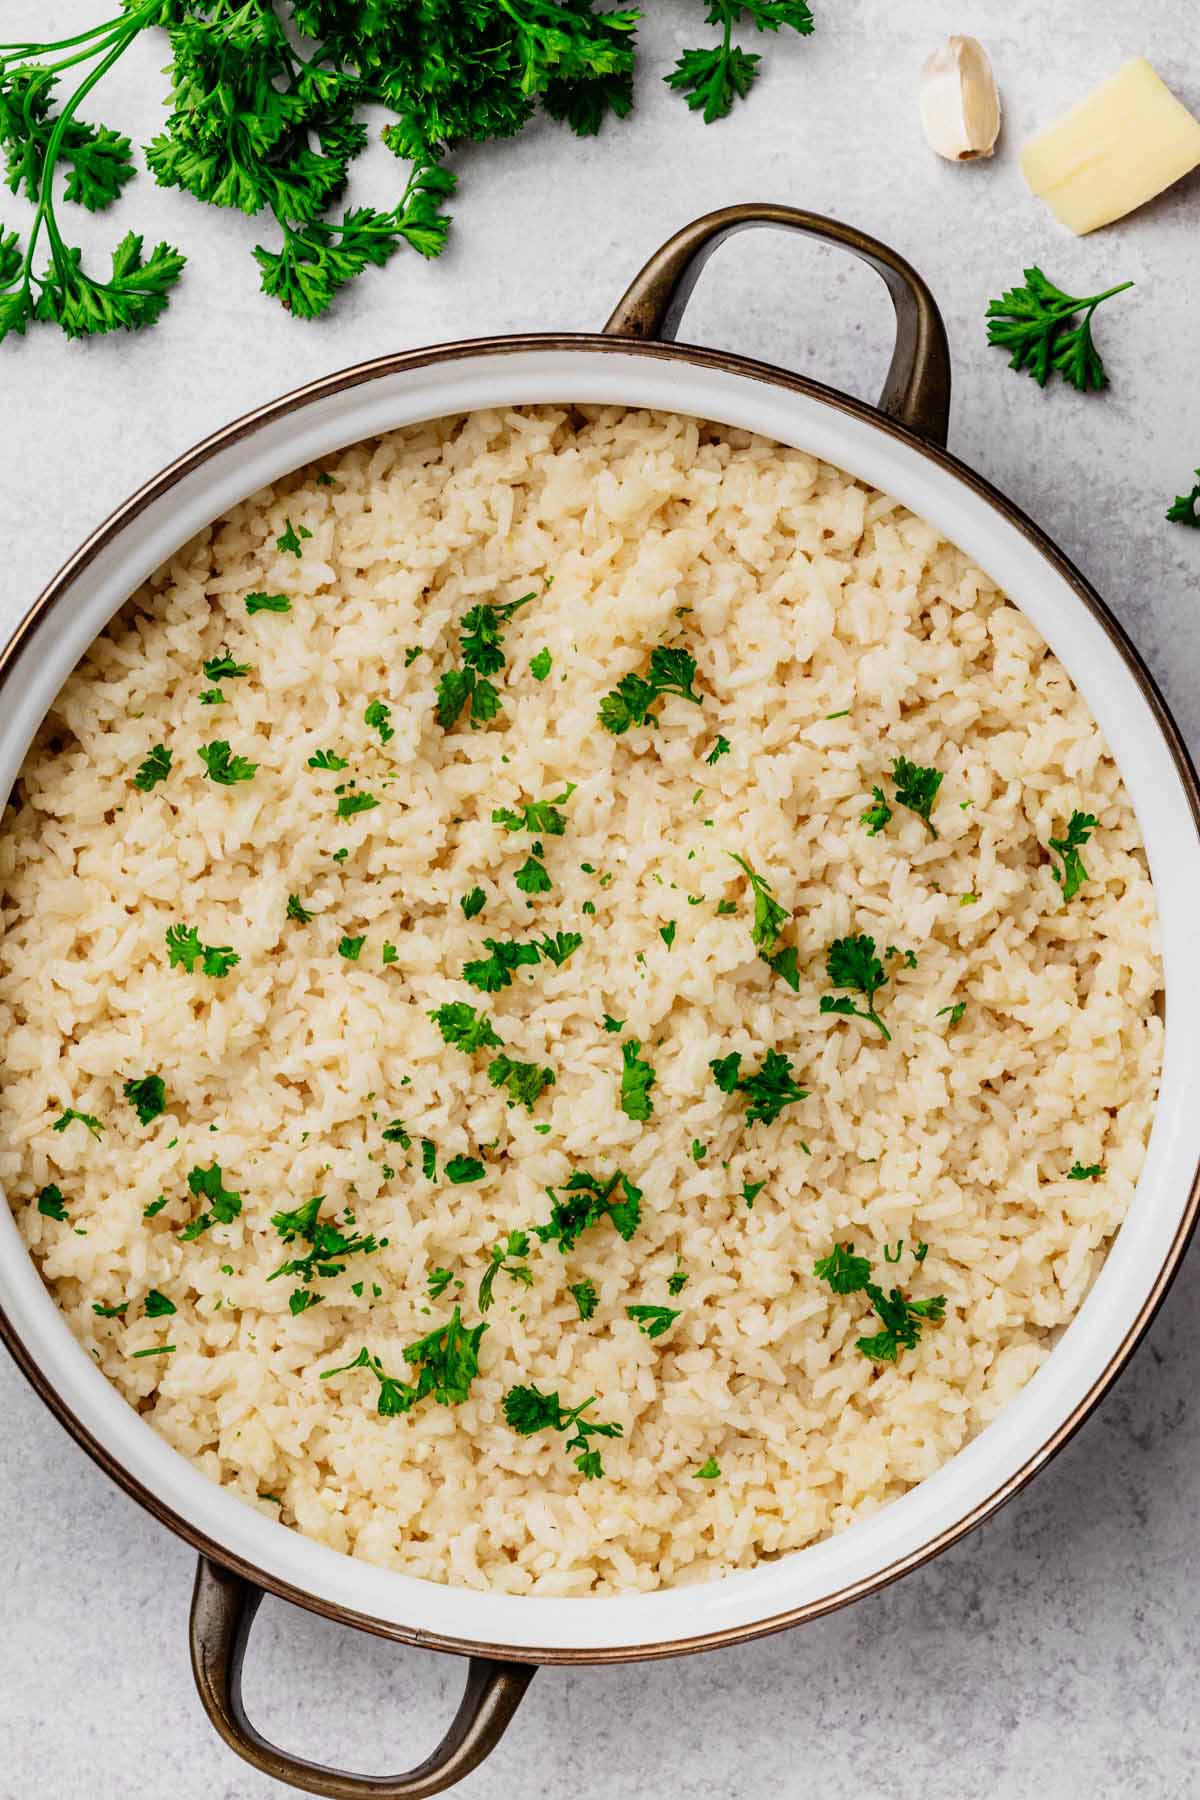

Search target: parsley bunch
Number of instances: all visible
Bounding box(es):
[1,6,815,341]
[986,267,1133,392]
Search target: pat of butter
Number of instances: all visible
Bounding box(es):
[1021,58,1200,234]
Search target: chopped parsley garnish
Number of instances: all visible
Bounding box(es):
[727,853,796,987]
[463,937,542,992]
[503,1383,622,1480]
[198,741,258,785]
[276,518,312,556]
[1068,1161,1105,1181]
[709,1049,808,1126]
[659,922,676,949]
[602,1013,625,1033]
[667,1267,689,1296]
[404,645,424,667]
[690,1140,706,1162]
[534,1170,642,1252]
[536,930,582,967]
[123,1074,165,1125]
[883,1241,902,1264]
[245,592,291,615]
[569,1278,598,1320]
[165,925,239,978]
[436,592,535,729]
[338,935,365,961]
[337,792,379,820]
[52,1107,103,1139]
[814,1242,946,1363]
[460,886,487,919]
[427,1267,455,1300]
[694,1456,721,1480]
[860,786,892,835]
[478,1229,533,1312]
[92,1301,128,1318]
[515,854,552,894]
[203,655,251,681]
[133,744,172,791]
[199,688,225,706]
[715,898,738,916]
[37,1184,68,1220]
[599,645,704,735]
[445,1154,486,1185]
[619,1038,656,1122]
[430,1002,504,1054]
[131,1344,175,1358]
[705,735,731,765]
[627,1303,680,1341]
[180,1162,242,1239]
[530,648,552,680]
[421,1140,437,1180]
[363,699,394,744]
[820,934,891,1040]
[382,1121,411,1147]
[308,748,348,770]
[144,1288,176,1317]
[286,893,315,923]
[892,756,943,838]
[742,1178,765,1208]
[1047,811,1097,903]
[143,1195,170,1218]
[492,785,576,837]
[937,1001,966,1026]
[487,1053,556,1111]
[322,1309,486,1415]
[268,1195,382,1301]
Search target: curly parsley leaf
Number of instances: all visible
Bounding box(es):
[322,1310,486,1415]
[487,1052,556,1112]
[463,937,542,993]
[891,756,943,838]
[627,1302,680,1340]
[569,1278,598,1320]
[537,930,582,968]
[503,1382,622,1479]
[492,785,576,837]
[203,655,251,681]
[1167,472,1200,527]
[437,592,535,729]
[430,1001,504,1054]
[308,748,347,770]
[709,1048,808,1125]
[820,933,890,1040]
[986,267,1133,392]
[123,1074,166,1126]
[705,734,731,765]
[133,744,172,792]
[1068,1160,1105,1181]
[1047,810,1097,903]
[619,1038,656,1121]
[198,740,258,785]
[514,854,552,894]
[599,645,704,735]
[535,1170,642,1252]
[860,785,893,836]
[445,1153,486,1185]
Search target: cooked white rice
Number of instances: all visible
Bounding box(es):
[0,406,1161,1596]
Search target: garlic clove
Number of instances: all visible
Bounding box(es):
[919,35,1001,161]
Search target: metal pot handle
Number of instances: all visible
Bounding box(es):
[603,203,951,448]
[189,1557,535,1798]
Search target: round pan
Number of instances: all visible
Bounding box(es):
[2,207,1198,1798]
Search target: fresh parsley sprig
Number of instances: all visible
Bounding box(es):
[820,934,890,1040]
[986,267,1133,392]
[1168,472,1200,528]
[667,1,815,123]
[503,1382,622,1480]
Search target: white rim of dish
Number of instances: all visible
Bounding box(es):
[1,340,1197,1660]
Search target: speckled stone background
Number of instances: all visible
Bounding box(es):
[2,3,1198,1795]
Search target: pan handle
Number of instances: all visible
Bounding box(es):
[189,1556,535,1798]
[603,203,951,448]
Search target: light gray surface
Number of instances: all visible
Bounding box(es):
[2,4,1199,1796]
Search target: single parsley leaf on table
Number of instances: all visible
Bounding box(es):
[1046,810,1096,902]
[1167,472,1200,527]
[820,933,891,1040]
[666,1,816,123]
[986,267,1133,392]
